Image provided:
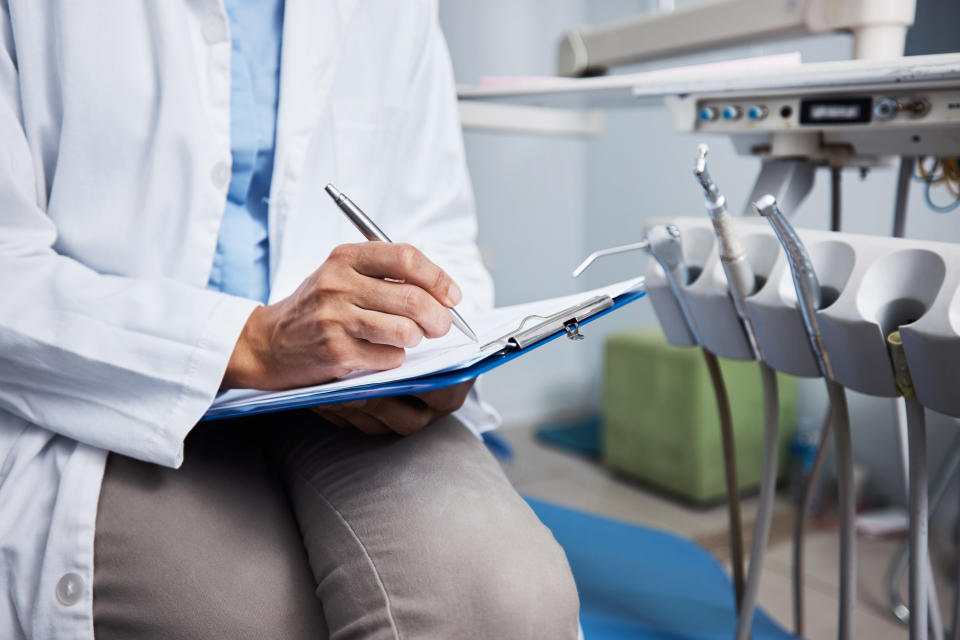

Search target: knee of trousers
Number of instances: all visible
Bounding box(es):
[365,424,581,638]
[454,504,581,639]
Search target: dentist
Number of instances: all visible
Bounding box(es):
[0,1,579,638]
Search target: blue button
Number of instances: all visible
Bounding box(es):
[722,106,742,120]
[747,106,767,120]
[699,107,717,122]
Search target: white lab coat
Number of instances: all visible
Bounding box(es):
[0,1,496,637]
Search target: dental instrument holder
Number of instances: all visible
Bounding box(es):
[642,216,960,418]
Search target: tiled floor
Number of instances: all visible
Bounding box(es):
[497,424,956,640]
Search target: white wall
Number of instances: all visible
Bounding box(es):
[439,1,960,505]
[440,0,594,424]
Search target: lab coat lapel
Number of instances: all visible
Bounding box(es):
[268,0,349,281]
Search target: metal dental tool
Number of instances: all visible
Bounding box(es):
[754,195,829,376]
[694,145,777,640]
[572,240,650,278]
[694,144,762,360]
[755,195,855,640]
[572,225,697,342]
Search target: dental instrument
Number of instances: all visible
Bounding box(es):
[755,195,855,640]
[791,164,844,638]
[694,145,777,640]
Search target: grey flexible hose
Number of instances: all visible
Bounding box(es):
[702,349,746,609]
[906,397,929,640]
[893,396,946,640]
[734,361,780,640]
[827,379,856,640]
[887,437,960,631]
[793,407,832,636]
[889,331,940,640]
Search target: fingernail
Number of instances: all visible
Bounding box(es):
[447,282,462,306]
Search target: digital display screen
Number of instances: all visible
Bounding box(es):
[799,97,872,125]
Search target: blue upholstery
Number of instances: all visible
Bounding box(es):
[524,497,795,640]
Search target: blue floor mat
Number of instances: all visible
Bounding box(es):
[534,414,603,460]
[524,497,795,640]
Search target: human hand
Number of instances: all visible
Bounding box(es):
[310,380,475,435]
[222,243,461,390]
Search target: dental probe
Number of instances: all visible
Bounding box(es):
[572,240,650,278]
[694,146,778,640]
[755,195,855,640]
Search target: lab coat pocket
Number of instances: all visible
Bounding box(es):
[331,101,405,214]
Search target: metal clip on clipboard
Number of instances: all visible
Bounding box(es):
[483,295,614,351]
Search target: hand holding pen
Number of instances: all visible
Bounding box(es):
[222,188,473,393]
[325,184,479,343]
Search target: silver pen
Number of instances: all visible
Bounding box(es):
[325,183,479,343]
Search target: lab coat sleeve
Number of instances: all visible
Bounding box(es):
[384,6,494,316]
[0,5,259,468]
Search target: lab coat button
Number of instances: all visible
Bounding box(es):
[55,573,84,606]
[211,162,230,189]
[202,17,228,44]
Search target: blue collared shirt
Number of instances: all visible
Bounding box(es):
[206,0,285,304]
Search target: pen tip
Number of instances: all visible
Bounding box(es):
[324,184,341,200]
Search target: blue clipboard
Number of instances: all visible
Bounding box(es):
[203,288,645,422]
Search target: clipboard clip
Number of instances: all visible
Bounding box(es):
[483,295,614,351]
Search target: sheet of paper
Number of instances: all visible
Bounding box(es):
[211,277,644,411]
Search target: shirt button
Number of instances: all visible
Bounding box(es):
[202,16,229,44]
[211,161,230,189]
[55,573,84,606]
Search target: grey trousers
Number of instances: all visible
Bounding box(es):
[92,412,580,639]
